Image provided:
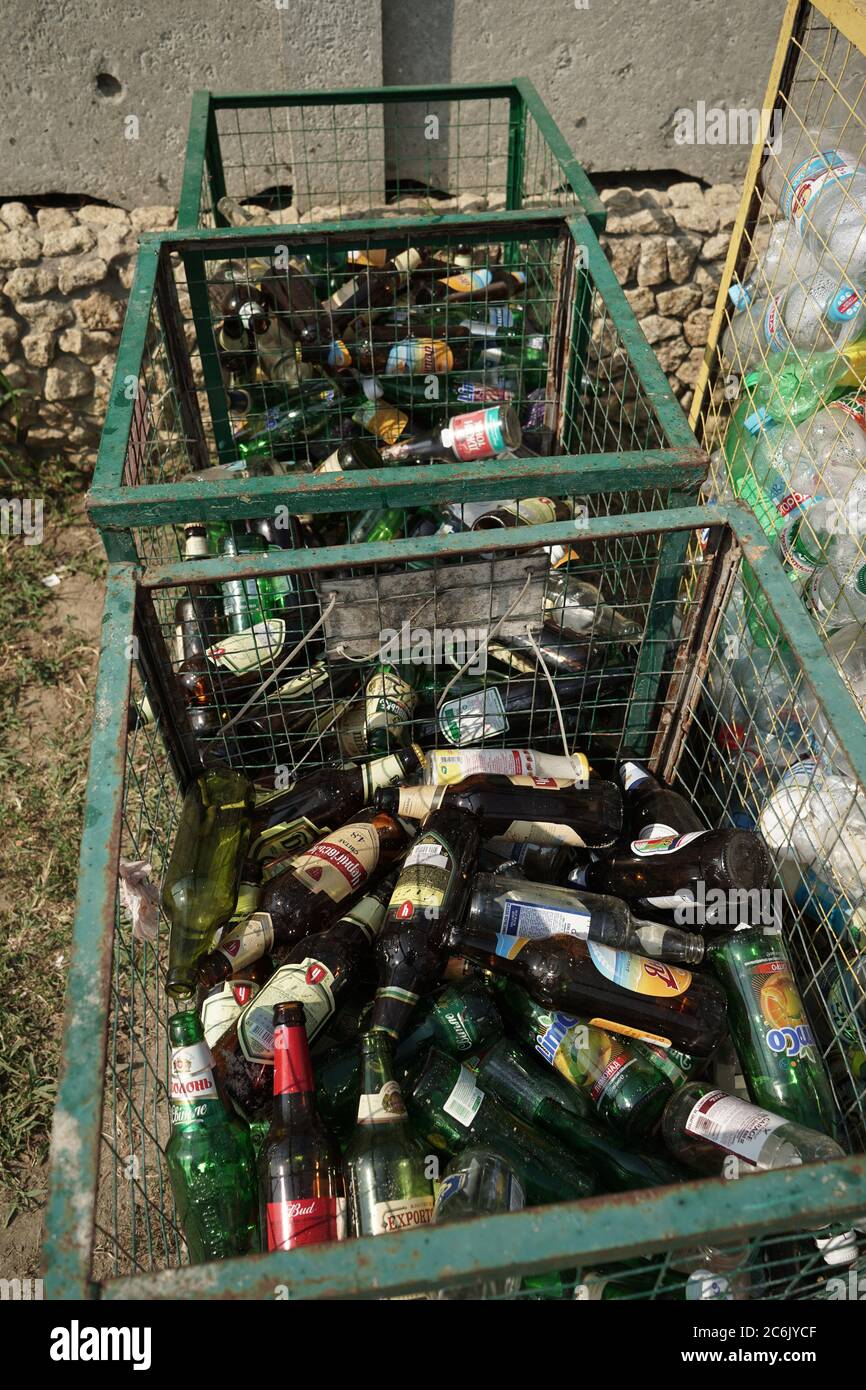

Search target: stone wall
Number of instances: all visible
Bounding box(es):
[0,180,740,456]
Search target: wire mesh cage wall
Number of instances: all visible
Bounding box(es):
[177,82,606,234]
[691,0,866,712]
[45,504,866,1299]
[87,212,705,568]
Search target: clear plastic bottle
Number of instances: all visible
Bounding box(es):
[806,535,866,628]
[763,123,866,283]
[758,759,866,902]
[721,273,866,372]
[800,623,866,777]
[433,1146,525,1299]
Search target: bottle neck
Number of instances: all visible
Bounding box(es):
[356,1036,407,1125]
[271,1020,316,1122]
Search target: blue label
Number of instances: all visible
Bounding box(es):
[744,406,771,436]
[782,150,852,220]
[488,305,515,327]
[827,285,862,323]
[535,1010,579,1065]
[728,280,753,311]
[435,1172,466,1207]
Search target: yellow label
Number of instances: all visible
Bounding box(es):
[292,822,381,901]
[589,1018,672,1048]
[352,402,409,443]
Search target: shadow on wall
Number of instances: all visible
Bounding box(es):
[382,0,456,196]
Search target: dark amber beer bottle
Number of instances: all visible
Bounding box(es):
[447,921,727,1057]
[371,805,481,1038]
[376,772,623,849]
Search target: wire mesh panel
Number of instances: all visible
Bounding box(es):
[46,505,866,1298]
[692,0,866,723]
[179,83,604,233]
[88,214,704,568]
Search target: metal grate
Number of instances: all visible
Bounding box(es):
[179,84,604,233]
[46,505,866,1298]
[692,0,866,677]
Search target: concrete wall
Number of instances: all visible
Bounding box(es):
[1,0,787,207]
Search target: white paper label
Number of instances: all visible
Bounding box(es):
[684,1089,786,1166]
[443,1065,485,1127]
[500,899,591,939]
[356,1080,407,1125]
[620,760,651,792]
[405,840,450,870]
[428,747,589,785]
[438,686,508,746]
[367,1195,434,1236]
[205,618,286,674]
[237,959,336,1063]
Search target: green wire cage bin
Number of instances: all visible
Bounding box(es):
[46,501,866,1299]
[87,211,706,569]
[177,81,605,233]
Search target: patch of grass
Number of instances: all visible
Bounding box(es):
[0,445,104,1223]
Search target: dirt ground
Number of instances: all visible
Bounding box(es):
[0,455,106,1281]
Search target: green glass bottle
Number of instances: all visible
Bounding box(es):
[163,765,254,999]
[235,378,344,462]
[473,1038,689,1191]
[433,1147,525,1300]
[220,529,281,636]
[344,1031,435,1238]
[314,977,504,1139]
[706,927,839,1137]
[631,1039,704,1090]
[406,1047,595,1206]
[165,1011,259,1261]
[493,980,673,1139]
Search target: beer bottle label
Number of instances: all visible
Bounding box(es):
[438,686,508,746]
[237,958,337,1063]
[205,618,286,674]
[201,977,260,1050]
[442,1064,485,1127]
[587,941,692,997]
[427,747,589,785]
[684,1089,784,1165]
[215,911,275,972]
[363,750,421,798]
[365,669,416,733]
[388,833,455,918]
[386,338,453,374]
[266,1195,347,1250]
[619,760,651,791]
[630,829,705,856]
[334,701,369,759]
[292,821,381,901]
[367,1195,434,1236]
[352,401,408,443]
[347,248,390,268]
[356,1080,407,1124]
[168,1041,220,1124]
[495,819,587,848]
[743,956,816,1059]
[636,820,678,841]
[249,816,330,863]
[500,899,591,940]
[440,268,494,292]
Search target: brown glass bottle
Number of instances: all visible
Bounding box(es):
[212,879,396,1119]
[445,921,727,1057]
[305,248,423,343]
[259,1002,346,1250]
[371,805,481,1038]
[616,756,704,839]
[201,807,413,988]
[247,746,424,867]
[573,828,773,918]
[376,772,623,850]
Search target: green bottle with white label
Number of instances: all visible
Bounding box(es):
[406,1047,595,1206]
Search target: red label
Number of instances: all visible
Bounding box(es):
[305,961,328,985]
[589,1051,629,1101]
[396,899,415,920]
[266,1196,345,1250]
[224,938,241,958]
[273,1022,314,1096]
[450,409,497,460]
[232,983,253,1005]
[301,841,367,890]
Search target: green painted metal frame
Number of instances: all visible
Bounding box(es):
[45,502,866,1299]
[176,80,606,234]
[88,211,705,565]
